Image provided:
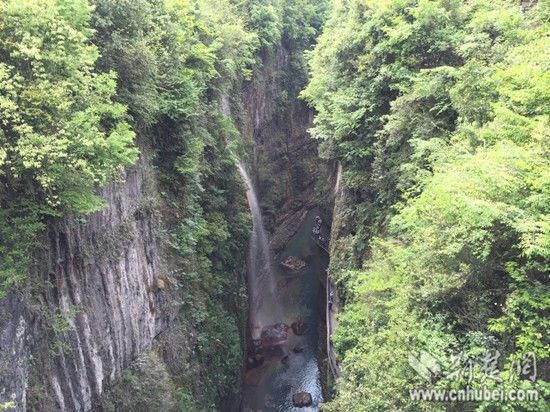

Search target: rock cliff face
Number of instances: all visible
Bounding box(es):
[241,48,319,256]
[0,147,177,411]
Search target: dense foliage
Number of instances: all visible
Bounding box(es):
[0,0,138,298]
[0,0,255,408]
[89,0,325,406]
[303,0,550,410]
[4,0,547,410]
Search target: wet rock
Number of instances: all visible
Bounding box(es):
[280,256,307,271]
[293,346,304,353]
[291,318,306,335]
[292,392,312,407]
[246,354,264,369]
[261,323,289,345]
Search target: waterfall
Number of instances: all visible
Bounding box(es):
[235,162,276,340]
[236,163,271,275]
[222,94,276,340]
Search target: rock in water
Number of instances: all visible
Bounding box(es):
[293,346,304,353]
[280,256,307,271]
[291,317,306,335]
[292,392,312,407]
[246,354,264,369]
[261,323,289,345]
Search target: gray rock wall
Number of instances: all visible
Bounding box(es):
[0,148,176,411]
[241,48,319,256]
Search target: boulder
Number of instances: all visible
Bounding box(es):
[280,256,307,271]
[261,323,289,345]
[291,318,306,335]
[246,354,264,369]
[292,392,312,407]
[293,346,304,354]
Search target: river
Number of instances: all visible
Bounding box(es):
[243,207,328,411]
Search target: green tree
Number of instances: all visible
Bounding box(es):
[0,0,137,297]
[304,0,550,410]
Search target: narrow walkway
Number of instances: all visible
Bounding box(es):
[326,277,342,378]
[311,217,341,379]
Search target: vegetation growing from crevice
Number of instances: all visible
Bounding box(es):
[303,0,550,410]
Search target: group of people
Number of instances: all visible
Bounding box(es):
[312,215,327,245]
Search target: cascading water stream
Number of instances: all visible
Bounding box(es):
[222,94,279,340]
[221,95,280,340]
[235,162,278,340]
[334,161,342,195]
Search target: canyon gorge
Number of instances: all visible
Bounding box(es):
[1,1,549,411]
